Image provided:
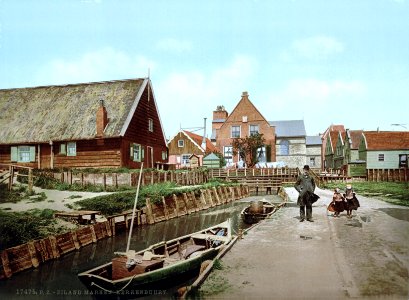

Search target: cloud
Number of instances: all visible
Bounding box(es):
[156,38,193,53]
[155,55,258,137]
[35,48,155,85]
[281,36,344,61]
[262,78,366,115]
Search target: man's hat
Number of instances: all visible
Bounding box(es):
[303,165,310,171]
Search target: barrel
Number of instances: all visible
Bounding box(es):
[248,201,264,213]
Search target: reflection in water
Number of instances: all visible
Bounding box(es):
[0,201,249,299]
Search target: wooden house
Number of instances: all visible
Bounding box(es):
[0,79,168,169]
[359,131,409,169]
[167,130,217,168]
[211,91,276,165]
[324,131,342,170]
[321,125,345,170]
[333,131,347,169]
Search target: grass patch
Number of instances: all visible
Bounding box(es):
[321,181,409,206]
[0,184,41,204]
[0,209,69,250]
[73,180,239,216]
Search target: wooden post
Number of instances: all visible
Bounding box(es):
[1,250,12,278]
[48,236,60,258]
[162,196,169,220]
[90,226,97,243]
[110,217,116,236]
[182,193,190,214]
[191,191,201,211]
[145,198,155,224]
[71,231,81,250]
[173,194,180,217]
[206,189,214,207]
[212,187,221,205]
[27,242,39,268]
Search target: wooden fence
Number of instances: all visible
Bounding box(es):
[0,184,251,279]
[209,167,299,183]
[0,164,34,193]
[366,168,409,182]
[41,169,209,188]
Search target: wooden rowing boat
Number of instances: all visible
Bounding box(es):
[77,220,233,296]
[241,200,276,224]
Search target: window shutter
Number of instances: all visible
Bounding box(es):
[11,147,18,162]
[60,144,66,155]
[130,144,134,160]
[29,146,36,162]
[141,147,145,160]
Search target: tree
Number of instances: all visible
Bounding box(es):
[231,133,266,167]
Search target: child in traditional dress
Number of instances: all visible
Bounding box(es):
[331,188,345,217]
[344,184,360,218]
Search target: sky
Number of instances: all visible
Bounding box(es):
[0,0,408,139]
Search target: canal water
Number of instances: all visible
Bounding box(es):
[0,199,265,299]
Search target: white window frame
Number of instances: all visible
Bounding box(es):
[249,124,259,136]
[132,143,142,162]
[224,146,233,164]
[181,154,190,166]
[178,140,184,148]
[11,146,35,163]
[231,126,241,138]
[148,118,154,132]
[67,142,77,156]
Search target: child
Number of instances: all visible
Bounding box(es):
[330,188,345,217]
[344,184,360,218]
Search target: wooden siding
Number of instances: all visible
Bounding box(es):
[122,85,167,168]
[365,150,409,169]
[0,139,123,169]
[168,132,204,156]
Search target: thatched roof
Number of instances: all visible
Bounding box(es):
[0,79,146,144]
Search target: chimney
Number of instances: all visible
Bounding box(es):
[241,91,249,99]
[96,99,108,137]
[212,105,228,121]
[202,118,207,151]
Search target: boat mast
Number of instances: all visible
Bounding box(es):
[126,162,144,253]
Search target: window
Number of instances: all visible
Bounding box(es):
[18,146,31,162]
[162,151,167,160]
[399,154,408,168]
[181,154,190,165]
[11,146,35,163]
[224,146,233,164]
[231,126,240,138]
[148,118,153,132]
[178,140,184,147]
[131,143,142,162]
[67,142,77,156]
[310,157,316,167]
[242,116,248,123]
[257,146,266,163]
[280,140,289,155]
[378,154,385,162]
[249,125,259,136]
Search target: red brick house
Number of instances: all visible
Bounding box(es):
[0,78,168,169]
[211,91,276,165]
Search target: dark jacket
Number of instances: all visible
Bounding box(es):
[294,173,316,206]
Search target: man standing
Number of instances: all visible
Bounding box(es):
[294,165,316,222]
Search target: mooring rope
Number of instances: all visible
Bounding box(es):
[90,273,138,294]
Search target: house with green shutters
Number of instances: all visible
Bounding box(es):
[333,131,347,169]
[324,130,343,169]
[359,131,409,169]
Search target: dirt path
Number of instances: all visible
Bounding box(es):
[200,188,409,299]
